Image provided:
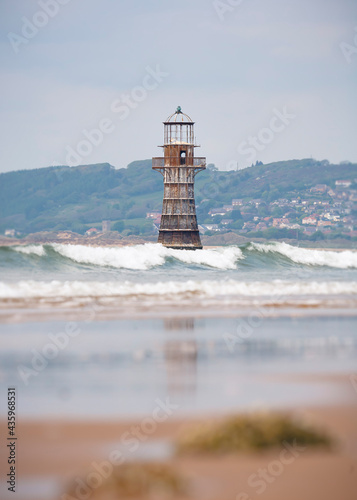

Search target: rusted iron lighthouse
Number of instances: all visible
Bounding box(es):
[152,107,206,249]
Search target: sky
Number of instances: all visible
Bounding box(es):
[0,0,356,173]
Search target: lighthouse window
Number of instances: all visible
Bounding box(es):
[180,150,186,165]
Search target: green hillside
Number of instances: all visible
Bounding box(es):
[0,158,356,236]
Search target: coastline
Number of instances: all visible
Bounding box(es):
[0,233,356,250]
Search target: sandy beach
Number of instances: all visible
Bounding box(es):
[1,395,356,500]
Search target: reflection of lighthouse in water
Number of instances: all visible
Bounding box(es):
[163,318,197,397]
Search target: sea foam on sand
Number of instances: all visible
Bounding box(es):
[1,279,357,300]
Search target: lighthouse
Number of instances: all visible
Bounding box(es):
[152,107,206,249]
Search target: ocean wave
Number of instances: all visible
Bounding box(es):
[5,241,357,271]
[50,243,243,270]
[1,279,356,300]
[13,244,46,257]
[249,242,357,269]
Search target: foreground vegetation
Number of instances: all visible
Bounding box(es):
[176,413,332,455]
[66,462,186,499]
[64,413,332,499]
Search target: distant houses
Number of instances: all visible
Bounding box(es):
[310,184,329,194]
[302,216,317,225]
[196,179,356,237]
[4,229,16,237]
[102,220,111,233]
[203,223,220,232]
[273,218,290,228]
[256,222,268,231]
[146,212,161,225]
[85,222,114,236]
[208,208,226,217]
[221,219,233,226]
[146,211,161,219]
[335,180,352,188]
[85,227,100,236]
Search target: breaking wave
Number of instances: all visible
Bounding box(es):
[13,244,46,257]
[3,241,357,271]
[249,242,357,269]
[10,243,244,270]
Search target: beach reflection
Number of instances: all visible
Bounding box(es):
[163,318,197,397]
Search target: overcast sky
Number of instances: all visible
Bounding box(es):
[0,0,356,173]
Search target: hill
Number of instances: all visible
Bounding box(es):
[0,159,356,238]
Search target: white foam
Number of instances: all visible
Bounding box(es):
[166,245,243,269]
[250,242,357,269]
[50,243,243,270]
[1,279,356,299]
[13,245,46,257]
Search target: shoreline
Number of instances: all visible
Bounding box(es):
[2,301,357,325]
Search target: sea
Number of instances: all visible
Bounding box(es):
[1,241,357,419]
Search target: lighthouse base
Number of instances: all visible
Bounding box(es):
[158,230,202,250]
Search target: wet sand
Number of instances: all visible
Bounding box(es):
[2,299,357,326]
[1,399,356,500]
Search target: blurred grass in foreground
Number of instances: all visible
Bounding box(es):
[66,462,186,499]
[64,414,332,499]
[176,413,332,455]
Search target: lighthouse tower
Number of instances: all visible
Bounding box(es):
[152,107,206,249]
